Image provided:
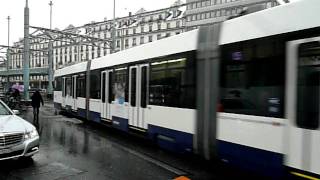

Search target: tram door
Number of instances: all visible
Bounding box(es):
[71,75,77,111]
[101,70,113,121]
[62,77,66,107]
[129,64,149,130]
[286,37,320,175]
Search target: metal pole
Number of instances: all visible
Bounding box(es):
[6,16,10,91]
[111,0,116,53]
[48,41,53,97]
[49,0,53,29]
[23,0,30,99]
[47,0,54,98]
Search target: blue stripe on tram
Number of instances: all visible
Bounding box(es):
[217,140,284,178]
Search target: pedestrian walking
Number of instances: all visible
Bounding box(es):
[31,90,44,124]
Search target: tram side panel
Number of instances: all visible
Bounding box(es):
[145,52,197,153]
[75,74,87,118]
[54,38,199,154]
[88,52,198,153]
[216,32,287,177]
[64,77,74,111]
[53,76,63,112]
[146,106,196,153]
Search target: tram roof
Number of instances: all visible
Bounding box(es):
[219,0,320,45]
[55,29,198,77]
[90,29,198,71]
[54,61,87,77]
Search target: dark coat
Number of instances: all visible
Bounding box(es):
[31,91,44,108]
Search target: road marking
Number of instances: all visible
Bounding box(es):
[291,172,320,180]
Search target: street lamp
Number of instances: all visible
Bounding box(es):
[49,1,53,29]
[48,0,54,98]
[23,0,30,100]
[6,16,10,91]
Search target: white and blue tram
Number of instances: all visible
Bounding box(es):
[54,0,320,178]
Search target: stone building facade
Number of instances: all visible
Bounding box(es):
[0,0,186,90]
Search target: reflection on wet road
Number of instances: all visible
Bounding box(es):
[0,103,257,180]
[0,104,180,180]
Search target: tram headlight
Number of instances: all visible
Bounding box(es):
[24,129,39,139]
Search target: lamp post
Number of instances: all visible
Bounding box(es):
[49,1,53,29]
[23,0,30,100]
[48,0,54,98]
[6,16,10,91]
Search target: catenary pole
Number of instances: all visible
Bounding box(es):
[23,0,30,99]
[47,0,54,98]
[6,16,10,91]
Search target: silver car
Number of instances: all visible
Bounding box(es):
[0,100,39,160]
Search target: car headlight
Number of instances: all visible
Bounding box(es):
[24,129,39,139]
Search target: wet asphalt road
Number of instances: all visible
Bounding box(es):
[0,102,264,180]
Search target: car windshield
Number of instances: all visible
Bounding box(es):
[0,102,12,115]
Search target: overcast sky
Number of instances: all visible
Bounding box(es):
[0,0,183,47]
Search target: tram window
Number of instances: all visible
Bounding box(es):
[90,70,101,99]
[131,68,137,106]
[108,71,114,103]
[220,38,285,118]
[76,75,86,98]
[141,66,148,108]
[102,73,106,103]
[66,78,72,96]
[113,68,127,104]
[149,52,196,109]
[297,42,320,129]
[54,77,62,91]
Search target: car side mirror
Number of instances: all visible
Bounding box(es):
[12,110,20,115]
